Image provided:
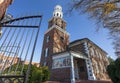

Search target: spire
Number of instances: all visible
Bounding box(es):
[53,5,63,18]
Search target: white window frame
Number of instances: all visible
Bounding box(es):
[52,56,71,69]
[44,61,46,66]
[45,48,49,57]
[46,36,50,43]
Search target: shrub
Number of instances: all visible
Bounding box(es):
[107,58,120,83]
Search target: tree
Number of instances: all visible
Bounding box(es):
[4,64,50,83]
[68,0,120,57]
[31,66,50,83]
[108,56,114,63]
[107,58,120,83]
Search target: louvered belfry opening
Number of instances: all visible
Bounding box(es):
[0,14,42,83]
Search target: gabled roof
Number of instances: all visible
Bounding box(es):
[69,38,107,54]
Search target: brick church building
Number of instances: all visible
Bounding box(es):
[40,5,110,83]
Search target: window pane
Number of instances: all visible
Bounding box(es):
[46,36,50,43]
[45,48,49,57]
[52,56,71,68]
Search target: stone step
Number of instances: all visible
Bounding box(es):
[44,80,112,83]
[76,80,112,83]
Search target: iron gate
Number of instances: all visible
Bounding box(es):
[0,14,42,83]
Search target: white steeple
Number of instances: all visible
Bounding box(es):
[53,5,63,18]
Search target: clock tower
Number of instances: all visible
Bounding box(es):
[40,5,69,69]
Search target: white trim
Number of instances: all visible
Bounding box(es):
[74,60,79,79]
[70,54,75,83]
[71,52,88,59]
[45,48,48,57]
[44,24,70,35]
[44,61,46,66]
[52,54,71,69]
[52,52,70,59]
[52,54,69,59]
[69,41,84,48]
[84,42,96,80]
[52,51,88,60]
[46,36,50,43]
[52,66,71,69]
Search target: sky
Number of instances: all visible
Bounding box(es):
[6,0,117,62]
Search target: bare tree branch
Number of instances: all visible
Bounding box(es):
[68,0,120,57]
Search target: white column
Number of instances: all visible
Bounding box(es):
[70,54,75,83]
[0,28,2,37]
[74,60,79,79]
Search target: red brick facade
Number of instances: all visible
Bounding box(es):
[51,68,71,82]
[69,38,110,80]
[40,17,69,70]
[40,5,110,83]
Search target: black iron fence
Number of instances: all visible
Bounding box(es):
[0,14,42,83]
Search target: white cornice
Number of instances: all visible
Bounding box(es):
[52,52,70,59]
[52,51,88,59]
[71,51,88,59]
[44,24,70,35]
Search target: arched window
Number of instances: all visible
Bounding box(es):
[57,13,59,16]
[60,14,61,17]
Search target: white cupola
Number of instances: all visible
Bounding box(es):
[53,5,63,18]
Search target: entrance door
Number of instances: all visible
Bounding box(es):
[77,58,88,80]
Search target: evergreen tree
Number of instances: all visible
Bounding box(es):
[108,56,114,63]
[107,58,120,83]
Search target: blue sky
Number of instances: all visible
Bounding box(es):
[7,0,116,62]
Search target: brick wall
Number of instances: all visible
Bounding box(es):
[40,26,69,69]
[40,29,54,69]
[51,67,71,82]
